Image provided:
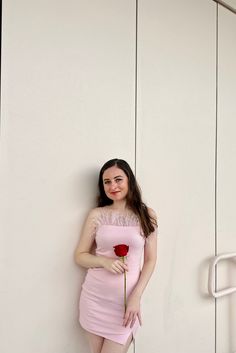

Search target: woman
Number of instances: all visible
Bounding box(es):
[75,158,158,353]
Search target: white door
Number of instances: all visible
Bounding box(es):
[135,1,235,353]
[217,3,236,353]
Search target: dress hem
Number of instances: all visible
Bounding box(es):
[79,319,139,346]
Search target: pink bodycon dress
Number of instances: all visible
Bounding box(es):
[79,206,157,346]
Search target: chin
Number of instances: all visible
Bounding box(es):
[108,195,122,201]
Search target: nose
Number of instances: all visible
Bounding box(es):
[110,180,118,191]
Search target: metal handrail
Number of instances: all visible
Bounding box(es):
[213,0,236,15]
[208,252,236,298]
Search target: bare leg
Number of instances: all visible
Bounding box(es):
[85,330,105,353]
[100,333,133,353]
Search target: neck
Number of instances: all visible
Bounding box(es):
[110,200,128,211]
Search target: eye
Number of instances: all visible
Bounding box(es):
[115,178,122,182]
[104,180,110,185]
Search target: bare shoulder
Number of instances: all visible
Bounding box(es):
[87,207,101,218]
[89,206,101,213]
[147,206,158,220]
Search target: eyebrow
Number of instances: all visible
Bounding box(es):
[103,175,124,181]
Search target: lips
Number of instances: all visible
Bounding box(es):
[110,191,120,195]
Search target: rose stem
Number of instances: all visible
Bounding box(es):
[121,256,127,312]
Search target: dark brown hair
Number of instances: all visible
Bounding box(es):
[96,158,157,237]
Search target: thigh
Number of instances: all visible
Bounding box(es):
[100,333,133,353]
[85,330,104,353]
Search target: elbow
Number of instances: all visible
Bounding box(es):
[74,250,90,267]
[144,258,157,269]
[74,250,82,266]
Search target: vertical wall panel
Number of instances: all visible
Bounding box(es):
[0,1,135,353]
[217,5,236,353]
[136,1,216,352]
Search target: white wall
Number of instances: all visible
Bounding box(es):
[1,1,236,353]
[1,1,136,353]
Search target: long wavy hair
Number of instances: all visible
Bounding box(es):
[96,158,157,238]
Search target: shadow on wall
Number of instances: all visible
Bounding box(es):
[73,168,100,352]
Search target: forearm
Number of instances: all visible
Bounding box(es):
[131,260,156,298]
[75,252,105,269]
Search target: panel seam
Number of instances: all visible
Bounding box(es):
[215,3,219,353]
[134,0,138,176]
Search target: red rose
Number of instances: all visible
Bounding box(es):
[113,244,129,257]
[113,244,129,312]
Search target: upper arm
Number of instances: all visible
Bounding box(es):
[75,208,99,256]
[143,207,158,263]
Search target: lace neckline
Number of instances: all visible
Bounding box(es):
[97,206,140,227]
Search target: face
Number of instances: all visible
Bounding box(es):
[102,166,129,202]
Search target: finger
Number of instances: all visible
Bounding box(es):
[120,261,129,270]
[117,260,128,271]
[111,264,122,274]
[123,311,132,327]
[137,312,142,326]
[118,262,127,272]
[115,260,127,270]
[118,264,128,272]
[130,314,137,328]
[123,264,129,271]
[123,310,130,325]
[116,265,125,273]
[125,313,133,327]
[112,263,124,273]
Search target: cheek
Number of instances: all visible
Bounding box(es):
[104,185,109,192]
[123,181,129,191]
[105,186,113,195]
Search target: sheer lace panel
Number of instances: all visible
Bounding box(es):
[95,207,140,227]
